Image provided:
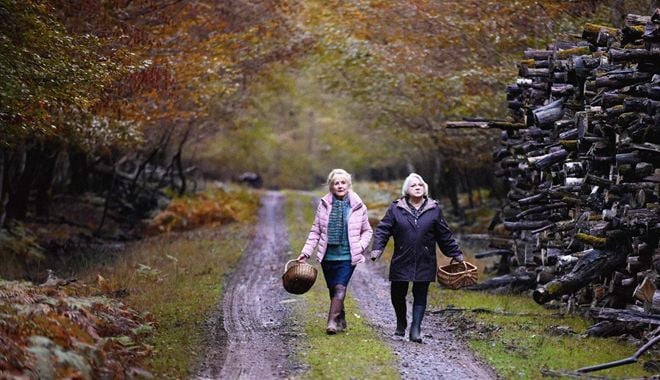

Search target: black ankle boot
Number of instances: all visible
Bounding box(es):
[409,305,425,343]
[394,306,407,336]
[395,321,406,336]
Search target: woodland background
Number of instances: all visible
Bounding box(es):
[2,0,658,233]
[1,1,660,378]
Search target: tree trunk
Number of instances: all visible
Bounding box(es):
[585,320,646,337]
[6,147,40,221]
[610,48,660,62]
[551,84,574,97]
[432,153,441,200]
[582,23,620,46]
[575,232,608,247]
[515,202,568,219]
[596,70,651,89]
[96,169,116,235]
[520,67,550,78]
[466,272,536,292]
[443,164,462,218]
[131,124,176,197]
[0,148,5,228]
[463,169,474,209]
[504,220,552,231]
[34,147,59,218]
[523,49,553,60]
[590,307,660,325]
[174,124,191,196]
[445,121,488,129]
[68,148,89,194]
[625,13,651,26]
[528,149,569,170]
[533,249,628,304]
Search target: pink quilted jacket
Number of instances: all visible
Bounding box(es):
[301,191,373,265]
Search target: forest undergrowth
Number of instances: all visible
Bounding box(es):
[0,187,259,379]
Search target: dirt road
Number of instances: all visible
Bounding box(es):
[198,191,496,379]
[351,262,497,379]
[196,191,304,379]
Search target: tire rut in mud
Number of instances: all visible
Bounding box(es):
[196,191,304,379]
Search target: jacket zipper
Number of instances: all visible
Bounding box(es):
[399,201,436,281]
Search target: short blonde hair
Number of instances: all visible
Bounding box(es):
[326,168,352,191]
[401,173,428,197]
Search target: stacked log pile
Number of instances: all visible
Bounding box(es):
[449,9,660,335]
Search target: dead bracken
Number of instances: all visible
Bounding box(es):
[0,276,155,379]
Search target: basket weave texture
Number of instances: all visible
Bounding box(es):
[437,260,478,289]
[282,259,317,295]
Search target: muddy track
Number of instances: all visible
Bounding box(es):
[351,260,498,379]
[197,192,496,379]
[300,192,497,379]
[196,191,303,379]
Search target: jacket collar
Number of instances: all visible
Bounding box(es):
[395,197,437,215]
[321,191,363,210]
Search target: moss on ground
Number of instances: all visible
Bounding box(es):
[428,288,654,379]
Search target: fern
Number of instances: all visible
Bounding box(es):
[0,279,154,377]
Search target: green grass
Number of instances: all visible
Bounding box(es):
[283,191,399,380]
[428,288,655,379]
[338,184,656,379]
[78,193,258,378]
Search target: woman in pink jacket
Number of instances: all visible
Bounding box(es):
[297,169,373,334]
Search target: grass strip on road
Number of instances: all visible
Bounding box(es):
[428,287,653,379]
[80,189,258,378]
[283,191,399,380]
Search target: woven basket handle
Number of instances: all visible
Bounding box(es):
[450,257,468,271]
[284,259,298,274]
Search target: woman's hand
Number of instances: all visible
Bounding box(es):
[453,254,464,262]
[370,250,382,261]
[296,253,308,263]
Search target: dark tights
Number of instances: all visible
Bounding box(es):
[391,281,430,306]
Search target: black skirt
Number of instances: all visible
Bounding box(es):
[321,260,355,288]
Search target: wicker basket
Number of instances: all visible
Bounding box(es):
[437,259,478,289]
[282,259,318,295]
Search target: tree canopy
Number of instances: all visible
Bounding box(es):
[1,0,656,224]
[196,0,657,189]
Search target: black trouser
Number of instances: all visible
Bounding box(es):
[391,281,430,306]
[391,281,430,340]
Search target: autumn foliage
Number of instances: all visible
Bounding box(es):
[197,0,657,205]
[0,278,154,378]
[0,0,301,228]
[147,188,258,234]
[2,0,654,226]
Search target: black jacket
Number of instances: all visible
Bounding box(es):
[372,197,462,282]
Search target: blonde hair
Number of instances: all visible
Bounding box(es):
[326,168,352,191]
[401,173,428,197]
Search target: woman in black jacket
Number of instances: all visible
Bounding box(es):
[370,173,464,343]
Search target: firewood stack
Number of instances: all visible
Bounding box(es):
[449,10,660,334]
